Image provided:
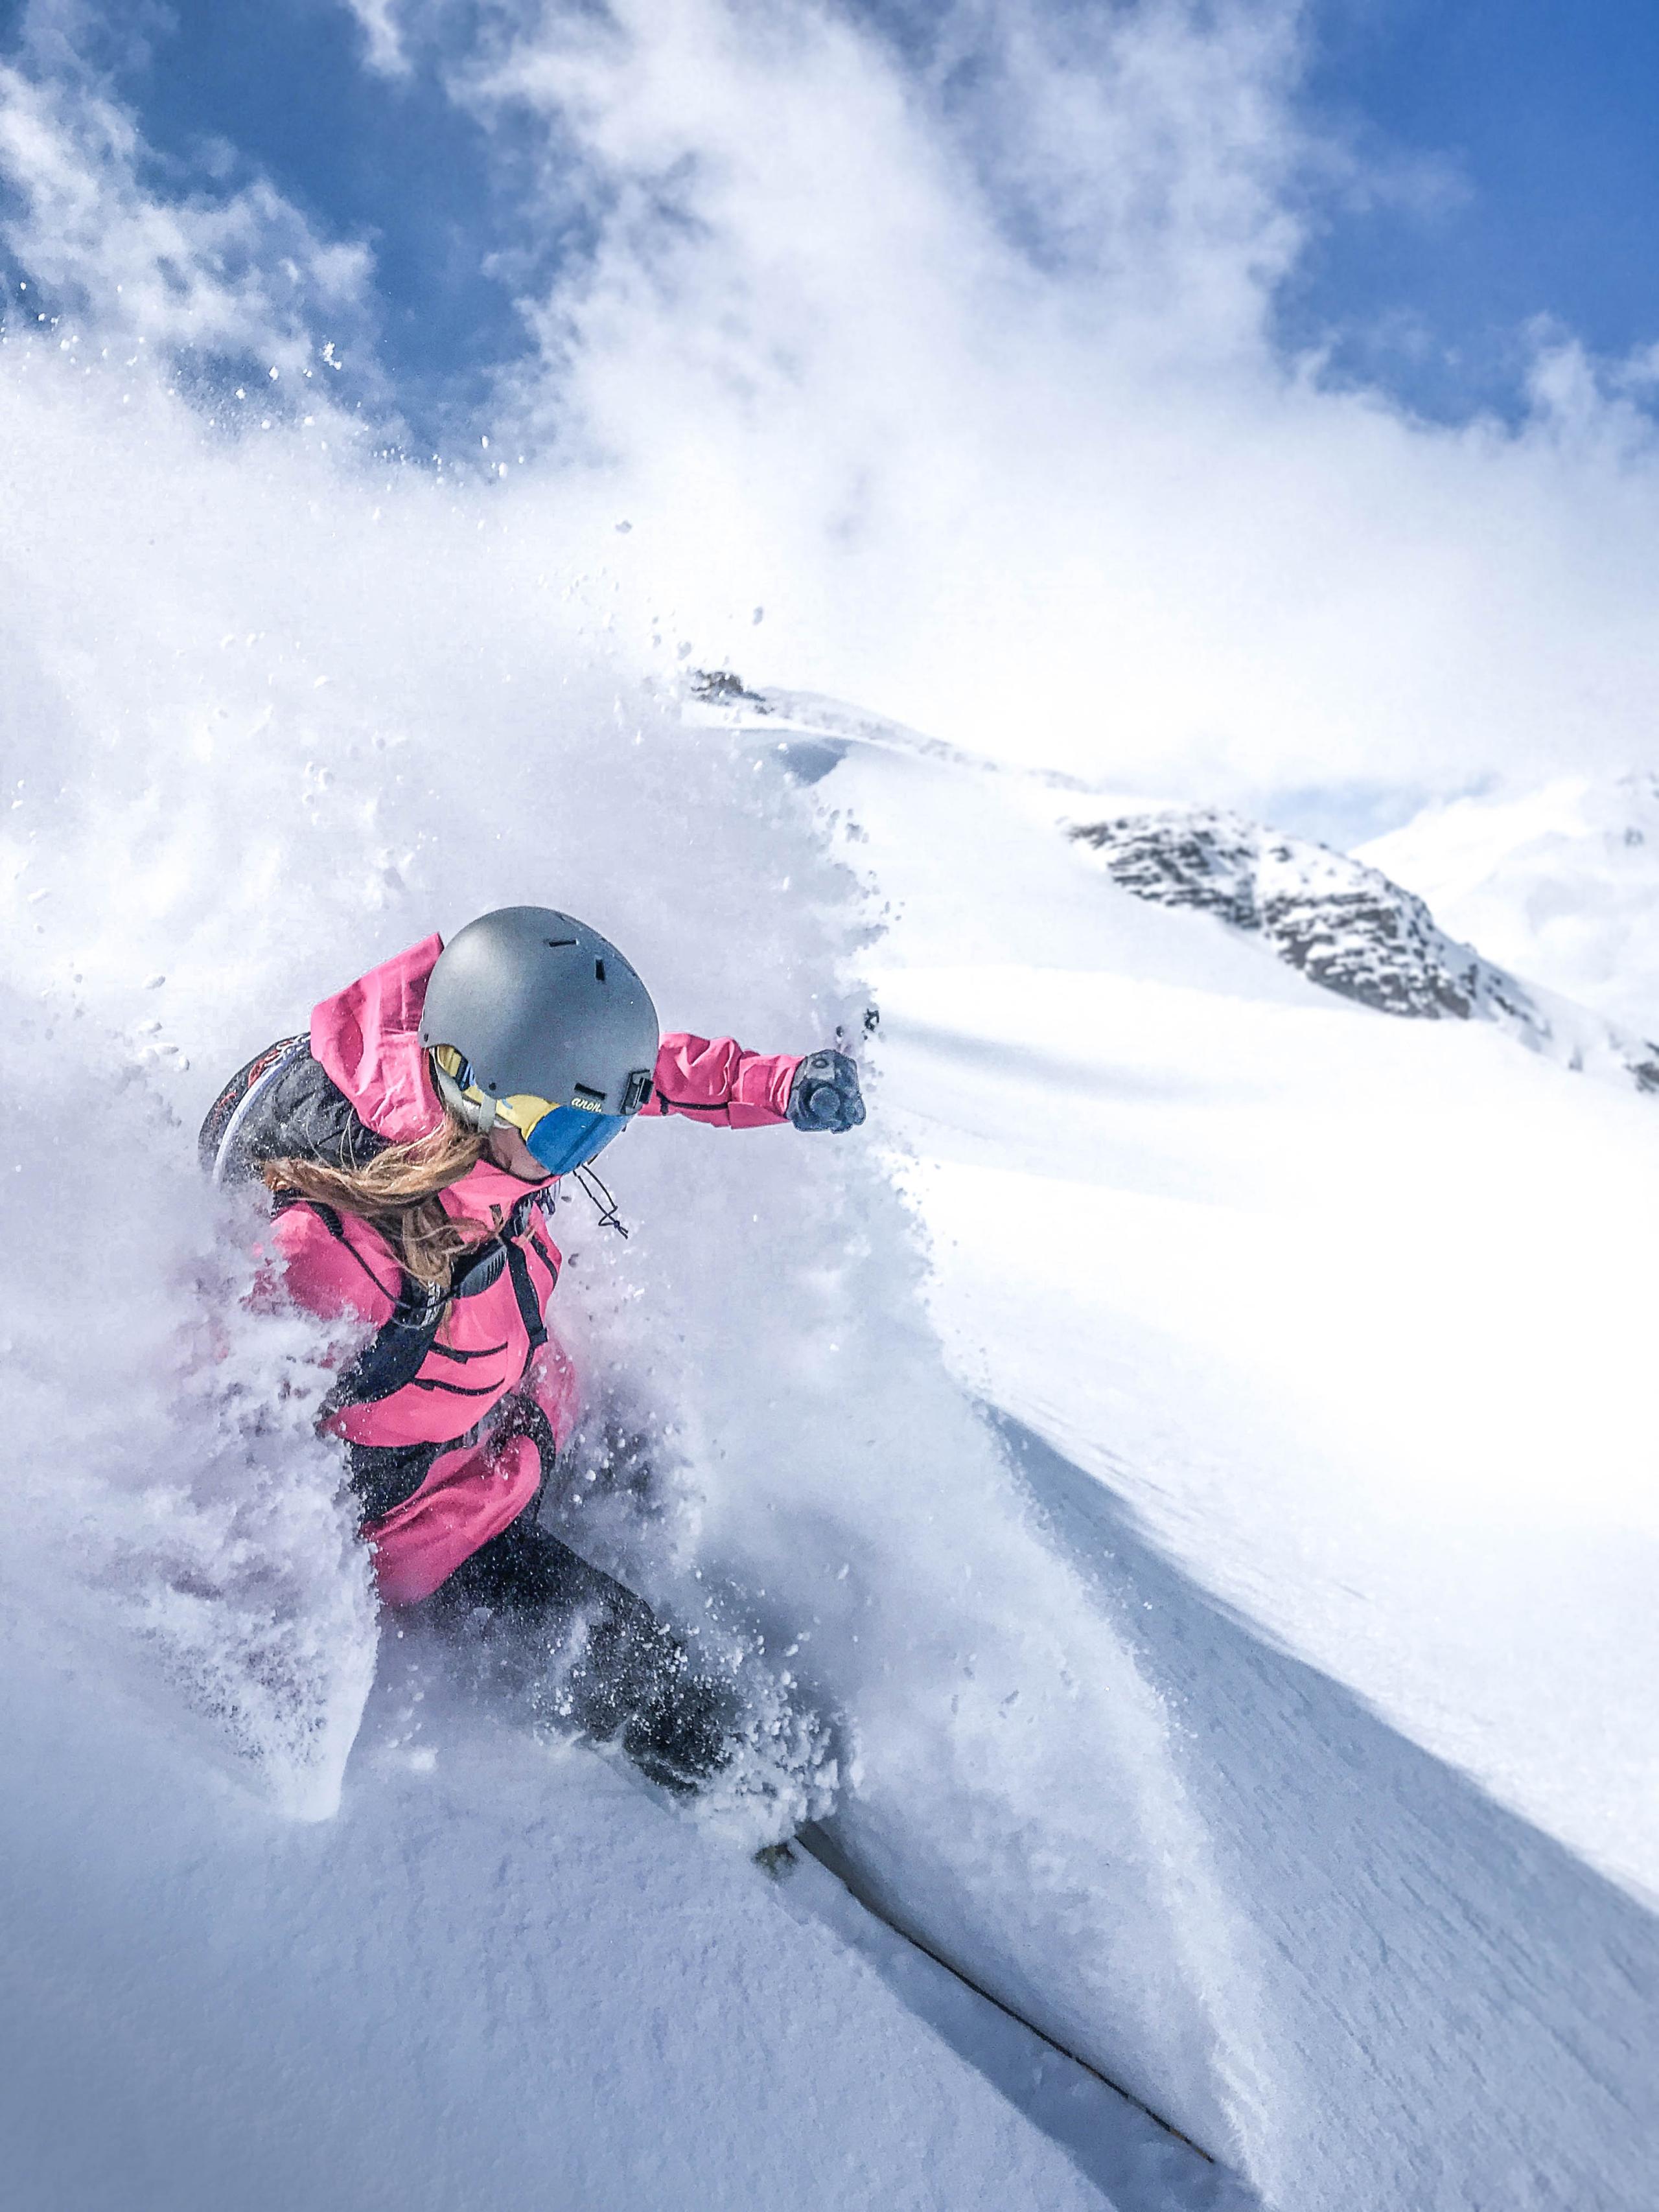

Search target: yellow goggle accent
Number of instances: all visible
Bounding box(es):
[432,1045,558,1139]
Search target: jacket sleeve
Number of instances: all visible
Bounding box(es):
[642,1033,802,1129]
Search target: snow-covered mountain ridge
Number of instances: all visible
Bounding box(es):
[695,673,1659,1100]
[1067,805,1659,1093]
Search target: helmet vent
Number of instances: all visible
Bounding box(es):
[595,958,607,983]
[544,937,577,949]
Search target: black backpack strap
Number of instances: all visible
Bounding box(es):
[496,1190,553,1354]
[504,1239,548,1352]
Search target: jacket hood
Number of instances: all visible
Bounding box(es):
[310,934,448,1144]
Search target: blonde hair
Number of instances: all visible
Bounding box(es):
[263,1110,492,1287]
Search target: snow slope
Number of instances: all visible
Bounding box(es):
[1070,801,1659,1089]
[783,710,1659,1893]
[0,1581,1185,2212]
[738,695,1659,2208]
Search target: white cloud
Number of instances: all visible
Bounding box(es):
[373,0,1659,815]
[14,0,1659,821]
[341,0,413,78]
[0,53,377,375]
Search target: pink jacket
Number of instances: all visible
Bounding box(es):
[272,935,800,1604]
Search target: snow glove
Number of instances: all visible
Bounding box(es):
[787,1050,865,1134]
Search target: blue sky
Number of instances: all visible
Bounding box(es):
[3,0,1656,435]
[1284,0,1659,413]
[0,0,560,424]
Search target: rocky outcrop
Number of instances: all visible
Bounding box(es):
[1069,807,1659,1094]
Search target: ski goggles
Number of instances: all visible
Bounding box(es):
[434,1048,633,1176]
[513,1098,629,1175]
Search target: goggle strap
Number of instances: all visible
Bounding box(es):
[430,1052,497,1133]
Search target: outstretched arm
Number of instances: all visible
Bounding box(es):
[644,1034,864,1133]
[643,1033,800,1128]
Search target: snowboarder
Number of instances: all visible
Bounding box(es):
[200,906,864,1788]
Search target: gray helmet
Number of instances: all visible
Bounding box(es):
[420,907,660,1122]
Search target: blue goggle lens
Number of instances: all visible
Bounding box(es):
[524,1104,630,1177]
